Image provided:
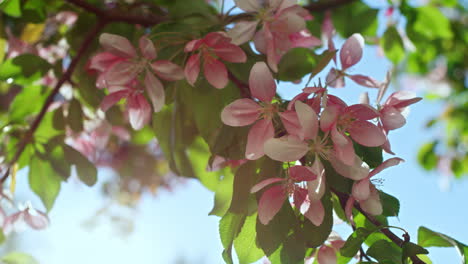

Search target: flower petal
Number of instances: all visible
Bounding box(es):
[227,21,259,45]
[330,154,370,180]
[221,98,261,126]
[251,178,285,193]
[127,94,151,130]
[258,185,285,225]
[348,120,386,147]
[100,90,130,112]
[89,52,122,72]
[213,43,247,63]
[184,54,200,86]
[368,157,404,178]
[348,74,381,88]
[295,101,318,140]
[326,68,345,88]
[204,57,228,89]
[264,136,309,162]
[307,170,325,201]
[249,62,276,102]
[289,165,317,182]
[234,0,261,12]
[144,71,165,112]
[352,178,371,201]
[340,33,364,70]
[331,126,355,166]
[279,110,303,138]
[360,186,383,216]
[139,36,157,60]
[304,199,325,226]
[345,103,379,120]
[245,119,275,160]
[381,106,406,131]
[317,246,337,264]
[99,33,136,58]
[24,209,49,230]
[102,60,140,86]
[320,105,340,132]
[151,60,185,81]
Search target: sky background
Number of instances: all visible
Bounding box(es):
[1,0,467,263]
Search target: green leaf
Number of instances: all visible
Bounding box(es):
[380,191,400,217]
[268,232,306,264]
[8,86,48,122]
[413,6,453,40]
[302,192,333,248]
[234,213,264,264]
[0,54,51,81]
[0,228,5,244]
[353,144,383,169]
[63,145,97,186]
[340,227,374,257]
[29,156,62,211]
[381,26,405,64]
[0,0,21,17]
[228,161,257,214]
[1,252,39,264]
[417,142,438,171]
[309,50,337,80]
[402,242,429,262]
[278,48,317,81]
[209,168,234,216]
[219,212,246,264]
[332,2,378,37]
[418,226,460,248]
[366,239,403,264]
[45,142,71,180]
[67,99,84,132]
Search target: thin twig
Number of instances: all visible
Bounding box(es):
[228,71,251,98]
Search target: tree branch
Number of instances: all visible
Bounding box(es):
[228,71,251,98]
[303,0,358,12]
[333,190,426,264]
[1,20,107,184]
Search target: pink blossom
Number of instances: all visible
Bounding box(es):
[251,165,316,225]
[326,34,381,88]
[379,91,422,132]
[184,32,246,89]
[221,62,277,160]
[3,203,49,235]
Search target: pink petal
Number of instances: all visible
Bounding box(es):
[295,101,318,140]
[317,246,337,264]
[320,105,340,132]
[184,54,201,86]
[264,136,309,162]
[289,30,322,48]
[360,186,383,216]
[221,98,261,126]
[258,185,285,225]
[251,178,285,193]
[184,39,202,52]
[127,94,151,130]
[204,57,228,89]
[348,74,381,88]
[329,155,370,181]
[151,60,185,81]
[287,92,309,110]
[89,52,122,72]
[345,197,355,223]
[144,71,165,112]
[381,107,406,131]
[340,33,364,70]
[304,199,325,226]
[368,157,404,178]
[227,21,259,45]
[100,90,130,111]
[345,104,379,120]
[245,119,275,160]
[348,120,386,147]
[377,71,392,104]
[352,178,371,201]
[307,170,325,201]
[279,110,303,138]
[99,33,137,58]
[234,0,261,12]
[293,187,308,211]
[326,68,345,88]
[24,209,49,230]
[102,60,140,86]
[331,126,355,166]
[139,36,157,60]
[360,92,370,105]
[249,62,276,102]
[213,43,247,63]
[289,165,317,182]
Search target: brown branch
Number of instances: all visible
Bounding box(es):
[333,190,426,264]
[303,0,358,12]
[0,20,107,184]
[228,71,251,98]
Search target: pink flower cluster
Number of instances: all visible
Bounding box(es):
[0,199,48,235]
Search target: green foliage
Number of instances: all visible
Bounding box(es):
[417,142,438,171]
[340,227,374,257]
[63,145,97,186]
[28,155,62,211]
[366,239,403,264]
[1,252,39,264]
[381,26,405,64]
[0,0,21,17]
[332,1,378,37]
[234,213,264,264]
[380,191,400,217]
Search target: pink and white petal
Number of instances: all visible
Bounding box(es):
[377,71,392,104]
[381,107,406,131]
[345,197,355,223]
[289,30,322,48]
[221,98,261,126]
[326,68,345,88]
[139,36,157,60]
[258,185,285,225]
[331,127,355,166]
[360,92,370,105]
[24,209,49,230]
[264,136,309,162]
[304,199,325,226]
[279,110,303,139]
[99,33,137,58]
[100,90,130,111]
[307,172,325,201]
[127,94,152,130]
[287,92,309,110]
[293,187,308,211]
[289,165,317,182]
[144,71,165,112]
[330,154,370,181]
[295,101,319,140]
[203,32,229,47]
[273,11,306,34]
[184,39,202,52]
[213,43,247,63]
[348,120,386,147]
[204,57,228,89]
[253,29,267,54]
[345,103,379,120]
[245,119,275,160]
[360,186,383,216]
[234,0,261,12]
[249,61,277,102]
[368,157,404,178]
[320,105,340,132]
[227,21,259,45]
[352,178,371,201]
[251,178,285,193]
[340,33,364,70]
[348,74,381,88]
[89,52,122,72]
[317,246,337,264]
[103,60,140,86]
[184,54,200,86]
[151,60,185,81]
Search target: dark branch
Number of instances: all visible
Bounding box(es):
[228,71,251,98]
[304,0,358,12]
